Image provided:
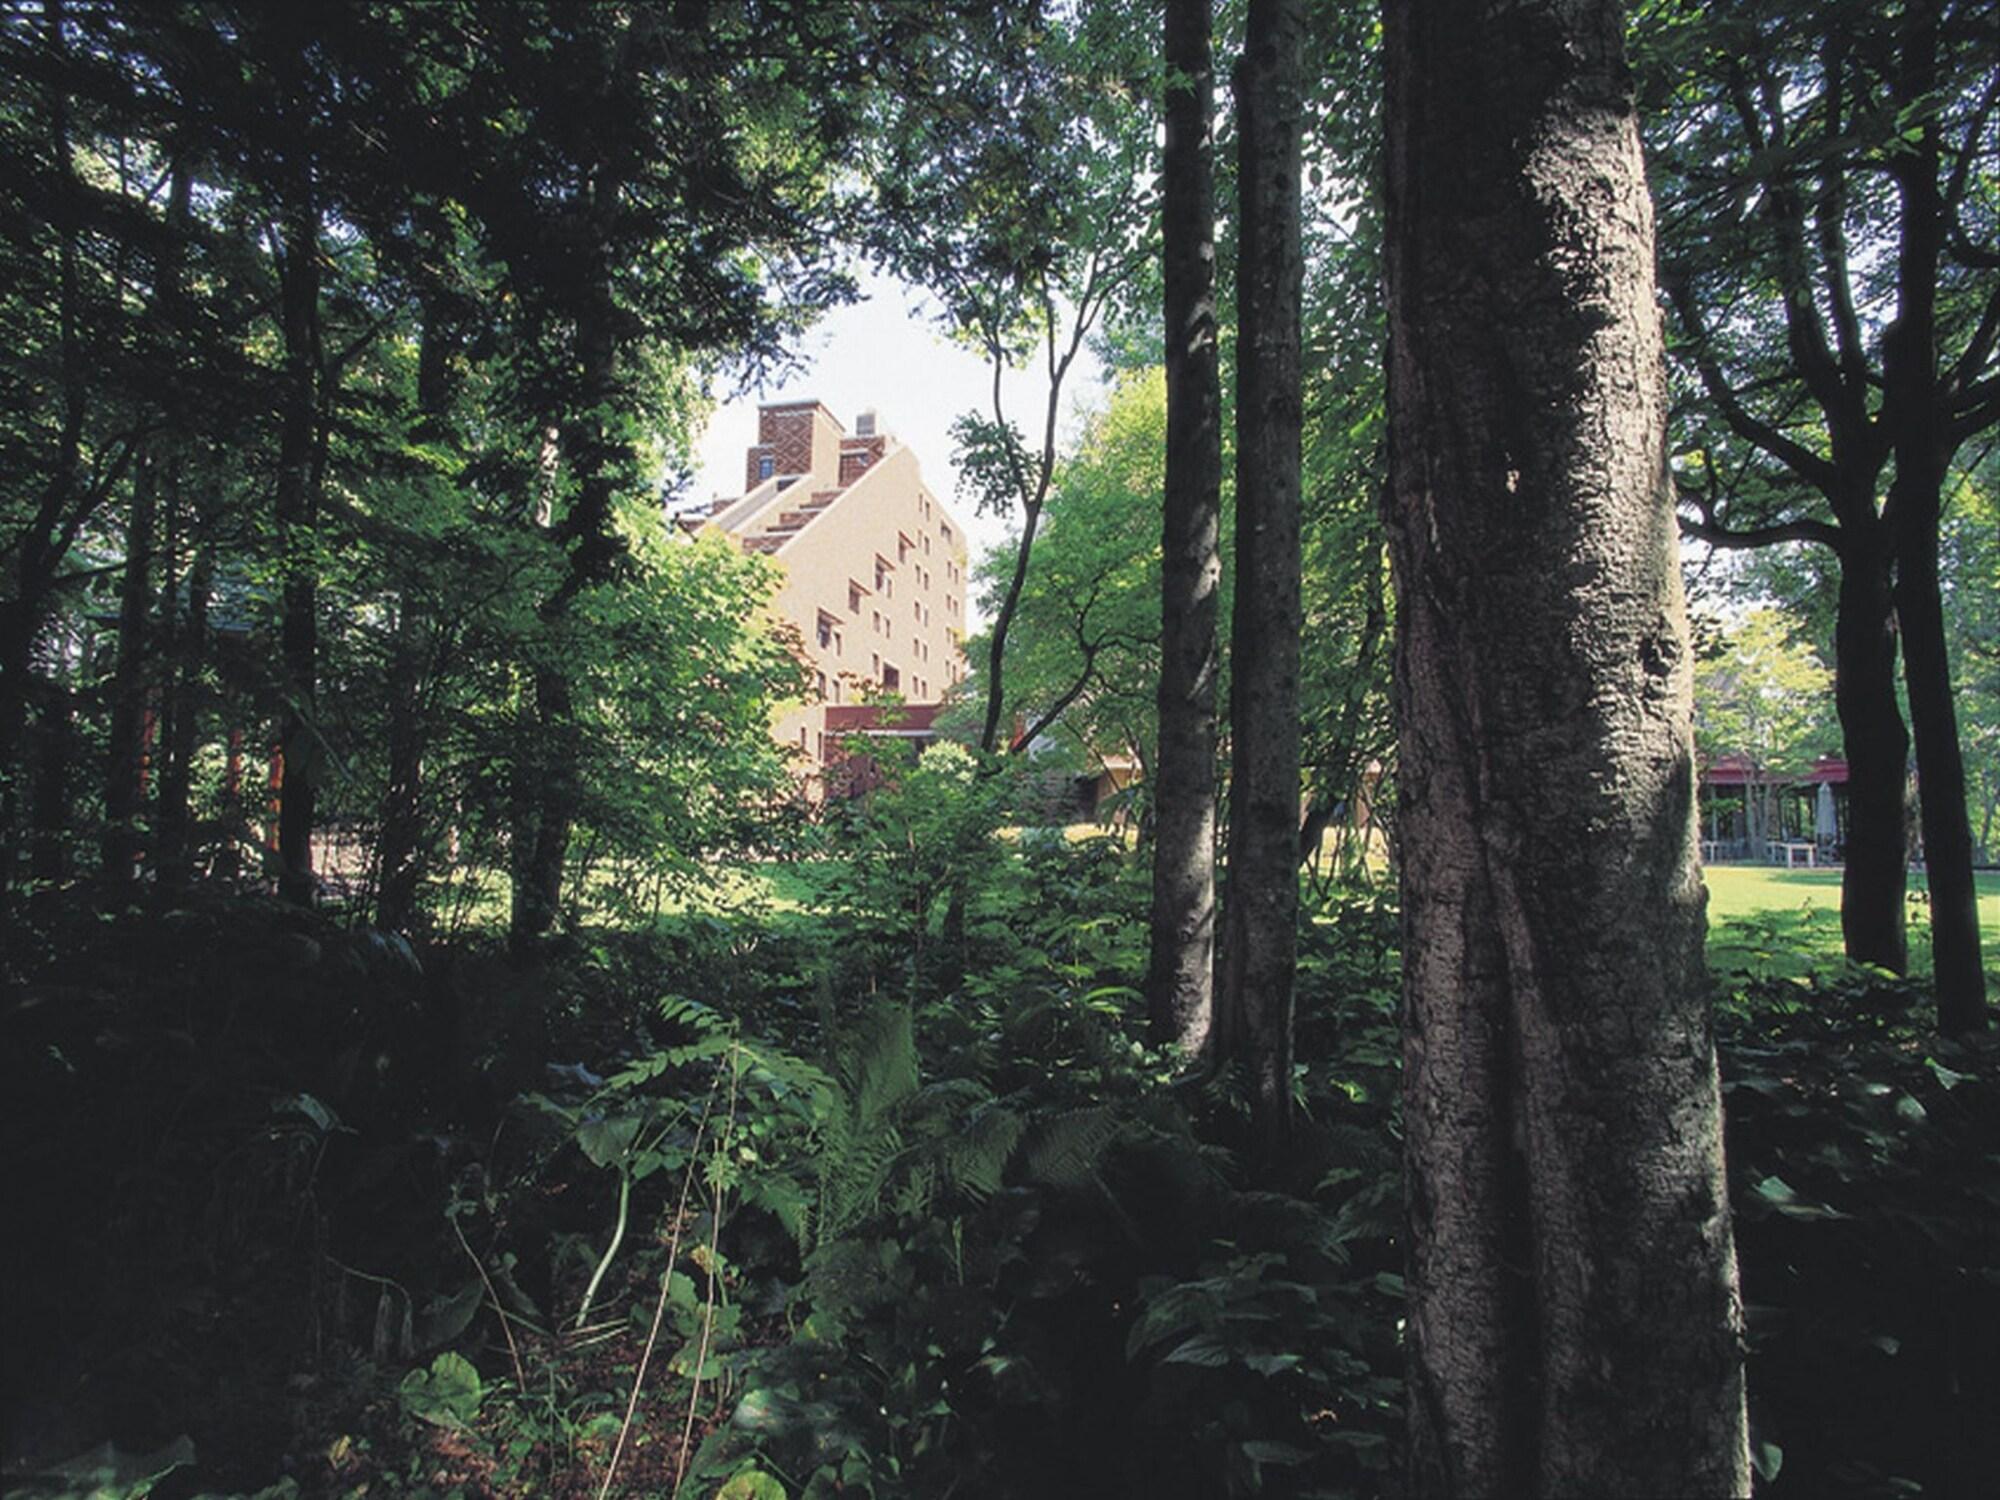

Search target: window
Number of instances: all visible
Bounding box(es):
[848,581,864,613]
[941,523,953,544]
[923,534,932,555]
[875,556,893,596]
[881,663,900,691]
[871,652,880,677]
[816,612,841,654]
[898,533,914,564]
[758,454,774,480]
[816,671,827,699]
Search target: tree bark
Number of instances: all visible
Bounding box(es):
[1834,538,1911,972]
[1883,3,1986,1031]
[155,535,208,895]
[274,179,321,907]
[508,191,622,961]
[376,268,454,934]
[1145,0,1222,1055]
[1215,0,1304,1158]
[1900,502,1988,1030]
[102,452,158,885]
[1383,2,1750,1494]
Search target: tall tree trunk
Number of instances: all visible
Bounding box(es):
[3,0,85,907]
[155,538,208,895]
[1883,5,1986,1031]
[1835,537,1911,972]
[1215,0,1304,1158]
[376,270,454,933]
[102,162,190,889]
[508,211,622,961]
[1145,0,1222,1056]
[102,454,158,885]
[29,676,74,906]
[1900,500,1987,1030]
[377,602,427,930]
[509,664,574,962]
[274,184,321,907]
[1383,2,1750,1493]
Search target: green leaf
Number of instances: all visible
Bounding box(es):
[1926,1057,1974,1091]
[1161,1332,1232,1367]
[713,1471,787,1500]
[271,1093,341,1134]
[1239,1439,1314,1466]
[397,1351,483,1428]
[1750,1175,1846,1220]
[1242,1351,1301,1377]
[25,1436,196,1499]
[1751,1439,1783,1483]
[576,1114,643,1168]
[414,1279,484,1353]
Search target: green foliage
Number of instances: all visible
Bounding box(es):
[3,1437,197,1500]
[823,740,1011,990]
[397,1351,484,1430]
[1716,972,2000,1496]
[957,369,1170,772]
[1694,608,1839,776]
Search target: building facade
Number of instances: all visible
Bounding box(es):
[690,400,970,765]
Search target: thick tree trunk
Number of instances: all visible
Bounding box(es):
[1383,2,1750,1494]
[274,189,320,907]
[1215,0,1304,1158]
[1897,479,1988,1030]
[1834,539,1911,972]
[1145,0,1222,1056]
[102,453,158,885]
[1881,13,1986,1032]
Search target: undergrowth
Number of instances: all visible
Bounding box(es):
[4,822,1998,1498]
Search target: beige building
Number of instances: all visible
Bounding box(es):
[688,400,971,765]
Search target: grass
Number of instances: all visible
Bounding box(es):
[1705,864,2000,987]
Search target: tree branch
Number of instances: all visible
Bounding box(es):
[1665,276,1839,490]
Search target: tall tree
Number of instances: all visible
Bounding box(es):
[1214,0,1305,1156]
[1146,0,1223,1055]
[1638,0,1996,1024]
[1383,0,1750,1492]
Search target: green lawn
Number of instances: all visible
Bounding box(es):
[1704,863,2000,986]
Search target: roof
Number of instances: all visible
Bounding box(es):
[1702,753,1848,786]
[824,703,945,737]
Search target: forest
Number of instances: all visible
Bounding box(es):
[1,1,1996,1497]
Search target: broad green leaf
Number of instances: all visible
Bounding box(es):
[397,1351,482,1428]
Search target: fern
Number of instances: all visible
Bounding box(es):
[1019,1106,1126,1190]
[815,998,921,1244]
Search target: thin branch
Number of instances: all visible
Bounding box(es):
[1666,276,1839,490]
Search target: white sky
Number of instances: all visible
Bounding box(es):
[690,267,1108,630]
